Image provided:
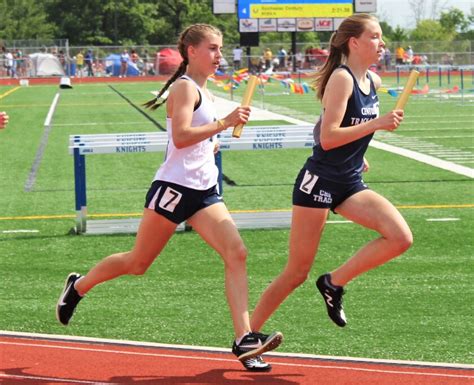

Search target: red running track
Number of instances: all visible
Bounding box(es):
[1,333,473,385]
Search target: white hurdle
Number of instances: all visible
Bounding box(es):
[69,124,314,234]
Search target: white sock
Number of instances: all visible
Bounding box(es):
[73,276,85,297]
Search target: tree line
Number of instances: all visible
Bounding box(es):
[0,0,472,48]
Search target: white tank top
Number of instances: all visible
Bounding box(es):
[153,75,218,190]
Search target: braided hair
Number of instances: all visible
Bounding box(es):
[143,24,223,110]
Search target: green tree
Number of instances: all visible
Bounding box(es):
[379,20,394,40]
[439,7,470,34]
[151,0,239,46]
[410,19,455,41]
[0,0,56,41]
[391,25,409,43]
[45,0,157,45]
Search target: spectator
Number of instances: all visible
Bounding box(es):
[131,49,139,64]
[406,46,414,63]
[58,50,67,72]
[277,47,287,69]
[142,49,151,76]
[119,49,129,78]
[131,49,141,75]
[395,45,405,65]
[76,51,84,77]
[5,49,15,78]
[232,45,243,70]
[294,50,303,70]
[0,112,8,129]
[263,47,272,71]
[15,49,26,77]
[383,47,391,71]
[85,50,94,77]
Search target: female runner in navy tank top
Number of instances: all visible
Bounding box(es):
[250,14,413,330]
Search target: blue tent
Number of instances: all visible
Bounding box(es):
[105,54,140,76]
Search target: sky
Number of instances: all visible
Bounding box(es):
[376,0,473,29]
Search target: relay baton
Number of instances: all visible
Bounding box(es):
[395,70,420,110]
[232,75,258,138]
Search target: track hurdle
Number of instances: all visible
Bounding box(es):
[69,124,314,234]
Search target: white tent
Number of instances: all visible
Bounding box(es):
[29,53,65,76]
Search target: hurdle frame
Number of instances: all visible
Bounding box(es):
[69,125,314,234]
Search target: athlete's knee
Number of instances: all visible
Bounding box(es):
[388,227,413,255]
[289,271,309,289]
[284,262,312,289]
[223,243,248,271]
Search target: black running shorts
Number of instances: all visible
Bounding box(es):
[145,180,222,224]
[292,167,369,212]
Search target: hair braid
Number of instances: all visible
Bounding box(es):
[143,23,222,111]
[143,59,188,110]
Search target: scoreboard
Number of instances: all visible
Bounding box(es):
[238,0,353,19]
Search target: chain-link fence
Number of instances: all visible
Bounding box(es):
[0,40,472,79]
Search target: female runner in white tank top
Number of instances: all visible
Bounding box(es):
[56,24,282,372]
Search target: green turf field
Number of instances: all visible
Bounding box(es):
[0,76,473,364]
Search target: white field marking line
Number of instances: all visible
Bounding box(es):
[1,331,473,370]
[426,218,460,221]
[0,374,110,385]
[54,121,150,126]
[44,92,60,126]
[401,127,474,132]
[404,135,474,139]
[407,115,474,119]
[370,140,474,178]
[24,92,61,193]
[1,229,39,233]
[402,122,474,126]
[327,220,352,224]
[2,341,474,379]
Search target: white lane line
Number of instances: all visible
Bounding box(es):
[2,341,473,379]
[370,140,474,178]
[0,374,109,384]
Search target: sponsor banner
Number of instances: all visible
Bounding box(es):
[277,18,297,32]
[314,18,333,31]
[239,18,258,32]
[296,18,314,31]
[259,18,277,32]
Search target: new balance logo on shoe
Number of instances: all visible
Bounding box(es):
[324,292,334,308]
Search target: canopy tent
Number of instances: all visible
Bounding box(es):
[29,53,65,77]
[105,54,140,76]
[156,48,182,75]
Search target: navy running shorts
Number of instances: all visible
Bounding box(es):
[292,167,369,212]
[144,180,223,224]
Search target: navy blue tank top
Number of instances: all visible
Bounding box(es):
[305,65,379,184]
